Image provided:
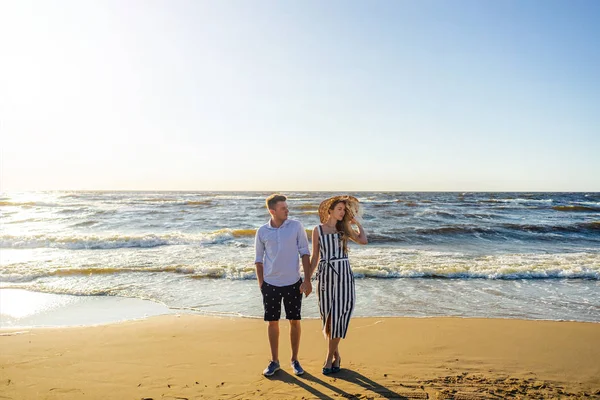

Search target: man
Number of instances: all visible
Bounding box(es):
[255,194,312,377]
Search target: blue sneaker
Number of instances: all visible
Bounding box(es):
[291,360,304,376]
[263,361,280,377]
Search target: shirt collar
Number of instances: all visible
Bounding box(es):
[267,218,290,229]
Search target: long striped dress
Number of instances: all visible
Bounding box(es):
[315,225,356,339]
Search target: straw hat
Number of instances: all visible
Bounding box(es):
[318,195,361,223]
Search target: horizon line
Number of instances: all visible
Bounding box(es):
[2,189,599,194]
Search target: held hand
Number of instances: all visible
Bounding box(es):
[300,280,313,297]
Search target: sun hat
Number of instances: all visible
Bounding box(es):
[318,195,361,224]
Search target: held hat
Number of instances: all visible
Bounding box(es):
[318,195,361,224]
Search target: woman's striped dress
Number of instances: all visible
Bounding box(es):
[315,225,356,339]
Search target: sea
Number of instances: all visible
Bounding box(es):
[1,191,599,324]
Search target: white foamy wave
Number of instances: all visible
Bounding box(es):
[578,201,600,207]
[0,230,242,250]
[357,197,398,204]
[3,247,597,281]
[213,195,266,200]
[481,198,553,204]
[350,249,600,280]
[0,264,258,286]
[0,274,42,283]
[0,284,115,297]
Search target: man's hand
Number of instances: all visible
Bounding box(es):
[300,280,312,297]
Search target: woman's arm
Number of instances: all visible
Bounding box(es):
[349,219,368,245]
[309,227,321,277]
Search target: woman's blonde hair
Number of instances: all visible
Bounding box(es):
[322,196,361,254]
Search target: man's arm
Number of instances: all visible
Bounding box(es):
[300,254,311,296]
[254,229,265,288]
[255,262,264,288]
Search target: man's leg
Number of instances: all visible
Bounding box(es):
[268,321,280,362]
[283,279,303,363]
[289,319,301,362]
[262,281,282,365]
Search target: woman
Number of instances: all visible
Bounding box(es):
[309,195,368,375]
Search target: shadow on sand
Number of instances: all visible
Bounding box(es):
[269,368,411,399]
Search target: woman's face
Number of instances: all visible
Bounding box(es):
[330,202,346,222]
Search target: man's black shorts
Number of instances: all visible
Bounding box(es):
[261,279,303,321]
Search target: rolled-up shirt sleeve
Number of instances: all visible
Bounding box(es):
[255,229,265,263]
[297,223,310,257]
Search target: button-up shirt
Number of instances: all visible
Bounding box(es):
[254,219,310,287]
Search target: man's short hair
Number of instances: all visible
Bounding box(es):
[266,194,287,210]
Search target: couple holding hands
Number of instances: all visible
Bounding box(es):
[254,194,368,377]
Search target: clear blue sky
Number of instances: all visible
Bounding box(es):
[1,0,598,191]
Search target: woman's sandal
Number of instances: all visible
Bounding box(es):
[322,367,334,375]
[332,358,341,373]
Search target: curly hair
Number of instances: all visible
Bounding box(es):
[328,199,358,254]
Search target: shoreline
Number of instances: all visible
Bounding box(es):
[0,288,174,329]
[2,288,599,330]
[1,314,599,399]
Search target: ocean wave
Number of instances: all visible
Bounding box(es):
[370,203,394,208]
[0,201,37,207]
[578,201,600,207]
[553,205,600,212]
[57,207,90,214]
[367,233,403,243]
[139,197,180,203]
[229,229,256,237]
[366,222,600,243]
[501,222,600,233]
[0,265,257,283]
[298,204,319,210]
[1,234,173,249]
[58,193,85,199]
[480,198,554,204]
[0,231,241,249]
[464,213,501,220]
[0,266,196,282]
[228,228,312,238]
[0,200,70,208]
[185,200,215,206]
[70,220,99,227]
[350,251,600,280]
[415,226,492,235]
[5,217,44,224]
[351,266,599,280]
[0,284,116,297]
[2,252,598,283]
[213,195,267,200]
[415,210,458,218]
[389,211,410,217]
[0,227,319,249]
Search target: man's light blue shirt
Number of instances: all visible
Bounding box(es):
[255,219,310,287]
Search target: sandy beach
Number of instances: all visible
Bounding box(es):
[1,315,599,399]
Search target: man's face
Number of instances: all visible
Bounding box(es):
[270,201,289,221]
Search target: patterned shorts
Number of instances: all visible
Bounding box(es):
[261,279,303,321]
